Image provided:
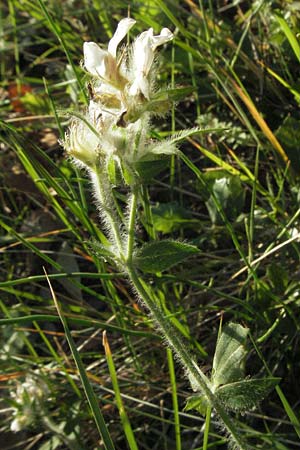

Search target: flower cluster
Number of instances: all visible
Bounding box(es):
[63,19,176,181]
[10,373,49,432]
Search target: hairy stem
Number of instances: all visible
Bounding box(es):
[99,180,247,449]
[126,188,138,263]
[92,166,124,257]
[126,263,246,449]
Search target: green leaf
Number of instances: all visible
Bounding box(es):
[152,86,195,103]
[38,436,61,450]
[45,273,116,450]
[275,14,300,63]
[216,378,281,412]
[134,156,169,182]
[107,156,117,186]
[134,240,199,273]
[148,141,178,156]
[184,393,209,416]
[152,202,192,234]
[212,322,248,387]
[120,160,136,186]
[203,171,245,225]
[21,91,51,114]
[88,239,117,263]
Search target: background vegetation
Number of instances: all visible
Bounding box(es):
[1,0,300,449]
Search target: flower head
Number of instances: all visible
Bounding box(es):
[64,19,175,179]
[10,373,49,433]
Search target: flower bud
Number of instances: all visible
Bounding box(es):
[63,116,101,168]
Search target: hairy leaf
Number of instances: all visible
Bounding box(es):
[134,157,169,182]
[88,239,117,263]
[216,378,281,411]
[212,323,248,387]
[134,240,199,273]
[184,393,209,416]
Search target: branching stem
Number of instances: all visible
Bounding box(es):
[95,176,247,449]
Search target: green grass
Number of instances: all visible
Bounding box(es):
[1,0,300,449]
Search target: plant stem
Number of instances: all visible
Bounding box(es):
[126,188,138,263]
[99,181,246,449]
[92,166,124,257]
[126,263,246,450]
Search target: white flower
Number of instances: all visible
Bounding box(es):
[11,416,24,432]
[22,376,48,399]
[129,27,173,99]
[64,20,175,175]
[10,374,48,432]
[10,403,33,432]
[84,18,136,82]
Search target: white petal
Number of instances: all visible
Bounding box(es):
[132,28,154,76]
[108,18,136,57]
[129,27,173,98]
[129,74,150,99]
[84,42,107,77]
[11,418,22,433]
[151,28,173,49]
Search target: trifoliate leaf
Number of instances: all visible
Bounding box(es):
[212,322,248,387]
[134,240,199,273]
[216,377,281,411]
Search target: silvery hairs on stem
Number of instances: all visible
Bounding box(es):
[62,18,179,182]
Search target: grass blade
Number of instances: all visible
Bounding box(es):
[103,331,139,450]
[167,348,181,450]
[275,14,300,63]
[43,269,116,450]
[37,0,88,103]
